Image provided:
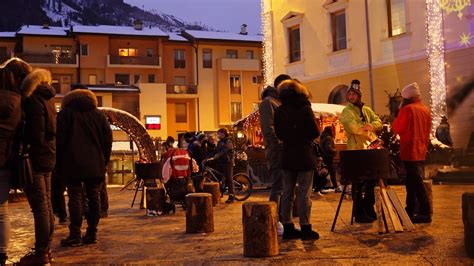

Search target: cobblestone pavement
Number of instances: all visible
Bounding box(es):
[6,184,474,264]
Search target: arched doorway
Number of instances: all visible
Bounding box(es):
[328,84,348,104]
[99,107,157,162]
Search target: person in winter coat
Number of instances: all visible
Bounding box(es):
[274,79,320,240]
[340,79,382,223]
[18,68,57,265]
[320,126,339,192]
[259,74,291,228]
[204,128,235,203]
[435,116,453,147]
[393,82,432,224]
[0,58,32,265]
[56,88,112,247]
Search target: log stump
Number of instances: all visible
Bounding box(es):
[203,182,220,206]
[423,180,433,214]
[146,187,166,214]
[462,193,474,258]
[185,193,214,233]
[242,202,278,257]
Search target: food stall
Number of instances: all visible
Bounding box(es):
[234,103,347,186]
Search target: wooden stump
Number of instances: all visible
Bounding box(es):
[203,182,220,206]
[423,180,433,214]
[242,202,278,257]
[185,193,214,233]
[145,187,166,214]
[462,193,474,258]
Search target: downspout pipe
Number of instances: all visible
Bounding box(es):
[364,0,375,110]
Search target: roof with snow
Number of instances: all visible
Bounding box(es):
[183,30,262,43]
[17,25,68,36]
[72,25,167,37]
[0,32,16,38]
[168,33,188,42]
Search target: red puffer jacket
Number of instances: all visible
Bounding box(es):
[393,100,432,161]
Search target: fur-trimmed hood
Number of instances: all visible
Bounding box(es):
[260,85,278,100]
[20,68,53,98]
[62,89,98,112]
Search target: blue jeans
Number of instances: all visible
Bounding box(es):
[268,166,284,218]
[281,170,314,226]
[0,169,10,254]
[24,172,55,254]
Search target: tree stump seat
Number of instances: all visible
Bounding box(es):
[185,193,214,233]
[203,182,220,206]
[242,201,278,257]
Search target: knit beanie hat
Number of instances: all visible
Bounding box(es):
[347,79,362,97]
[401,82,420,99]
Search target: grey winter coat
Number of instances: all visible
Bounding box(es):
[258,86,283,169]
[56,89,112,181]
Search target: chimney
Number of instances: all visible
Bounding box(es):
[42,19,50,29]
[240,24,248,35]
[134,19,143,30]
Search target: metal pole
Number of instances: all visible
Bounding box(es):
[364,0,375,111]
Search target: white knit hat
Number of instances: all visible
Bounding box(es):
[401,82,420,99]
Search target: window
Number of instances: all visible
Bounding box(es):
[96,96,103,107]
[88,74,97,85]
[246,50,254,59]
[331,10,347,51]
[80,44,88,56]
[134,74,140,84]
[0,47,7,56]
[226,50,238,59]
[51,79,60,94]
[118,48,138,57]
[175,103,187,123]
[115,74,130,85]
[148,74,155,83]
[202,49,212,68]
[387,0,407,37]
[230,75,241,94]
[174,49,185,68]
[51,45,73,57]
[174,76,186,85]
[146,48,153,57]
[231,102,242,122]
[252,76,263,84]
[288,26,301,62]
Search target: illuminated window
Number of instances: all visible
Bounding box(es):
[331,10,347,51]
[288,25,301,62]
[118,48,138,57]
[387,0,407,37]
[230,75,241,94]
[174,49,185,68]
[231,102,242,122]
[88,74,97,85]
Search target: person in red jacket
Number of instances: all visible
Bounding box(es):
[393,82,432,224]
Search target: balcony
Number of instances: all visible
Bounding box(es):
[166,84,198,95]
[107,55,161,69]
[220,58,260,71]
[19,53,78,67]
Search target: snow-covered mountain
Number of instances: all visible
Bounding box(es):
[0,0,209,32]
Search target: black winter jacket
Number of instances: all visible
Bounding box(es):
[21,70,57,173]
[275,93,320,171]
[56,89,112,181]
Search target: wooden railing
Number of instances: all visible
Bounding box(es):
[109,55,160,66]
[166,84,198,94]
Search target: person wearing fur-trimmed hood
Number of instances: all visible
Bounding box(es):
[56,88,112,247]
[18,68,57,265]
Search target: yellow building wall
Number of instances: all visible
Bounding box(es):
[77,35,109,68]
[166,99,197,138]
[139,83,168,139]
[162,42,195,85]
[80,68,106,85]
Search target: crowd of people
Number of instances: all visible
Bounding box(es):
[0,58,112,265]
[0,56,433,264]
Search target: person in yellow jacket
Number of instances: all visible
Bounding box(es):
[340,80,382,223]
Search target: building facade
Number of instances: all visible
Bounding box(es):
[266,0,473,150]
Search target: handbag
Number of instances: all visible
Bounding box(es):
[9,120,35,189]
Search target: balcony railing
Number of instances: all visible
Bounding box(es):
[166,84,198,94]
[19,53,77,65]
[108,55,161,67]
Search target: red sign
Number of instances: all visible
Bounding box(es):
[145,116,161,130]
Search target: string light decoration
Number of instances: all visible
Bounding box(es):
[425,0,448,135]
[261,0,274,86]
[437,0,471,18]
[243,110,260,132]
